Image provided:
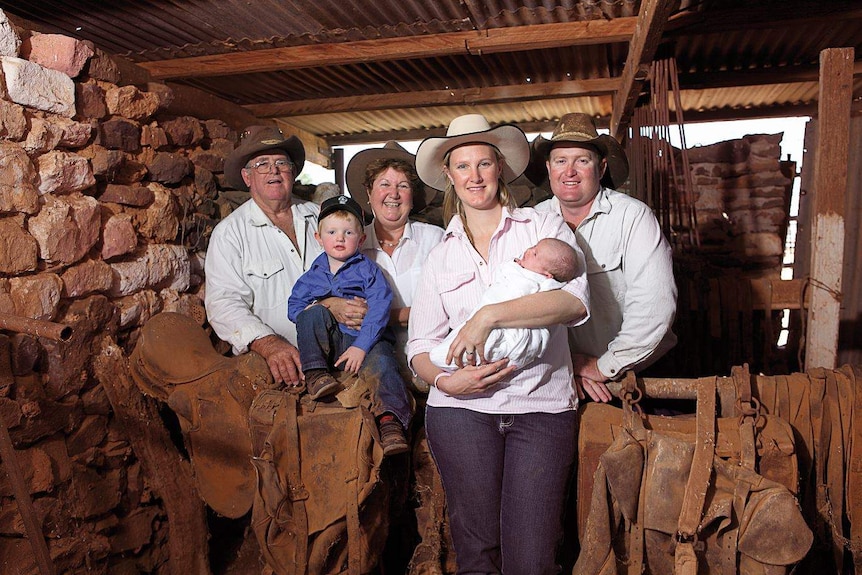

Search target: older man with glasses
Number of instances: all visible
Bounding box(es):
[205,126,367,388]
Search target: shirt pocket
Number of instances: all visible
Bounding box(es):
[586,251,624,303]
[244,258,284,280]
[436,271,476,320]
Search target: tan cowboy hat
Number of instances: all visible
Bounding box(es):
[224,125,306,191]
[529,113,629,189]
[415,114,530,191]
[345,141,438,214]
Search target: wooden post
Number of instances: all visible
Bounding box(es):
[805,47,854,369]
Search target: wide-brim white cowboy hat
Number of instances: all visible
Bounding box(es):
[528,113,629,189]
[345,141,438,214]
[224,125,306,191]
[415,114,530,192]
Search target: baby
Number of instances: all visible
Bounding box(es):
[429,237,580,370]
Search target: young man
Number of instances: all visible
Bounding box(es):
[288,195,412,455]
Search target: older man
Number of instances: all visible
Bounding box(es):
[533,113,677,402]
[205,126,365,386]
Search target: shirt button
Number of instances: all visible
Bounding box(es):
[610,368,616,374]
[601,264,606,269]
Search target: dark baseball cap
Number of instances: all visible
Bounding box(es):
[318,195,365,225]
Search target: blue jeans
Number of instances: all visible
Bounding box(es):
[295,305,412,428]
[425,406,577,575]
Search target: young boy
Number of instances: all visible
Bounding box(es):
[429,237,581,370]
[288,195,411,455]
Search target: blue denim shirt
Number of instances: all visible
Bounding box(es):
[288,251,393,352]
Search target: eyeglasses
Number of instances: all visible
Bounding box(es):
[245,159,295,174]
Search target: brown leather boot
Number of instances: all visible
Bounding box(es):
[304,369,341,400]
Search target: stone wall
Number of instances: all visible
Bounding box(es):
[0,12,235,574]
[686,133,794,271]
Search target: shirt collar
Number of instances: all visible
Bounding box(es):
[443,206,527,240]
[248,197,318,227]
[363,219,415,250]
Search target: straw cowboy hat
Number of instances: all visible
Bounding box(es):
[345,141,438,214]
[415,114,530,191]
[224,125,306,191]
[528,113,629,190]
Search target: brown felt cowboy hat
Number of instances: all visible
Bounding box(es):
[415,114,530,192]
[345,141,438,214]
[528,113,629,190]
[224,125,306,191]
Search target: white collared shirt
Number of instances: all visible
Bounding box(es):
[204,197,322,354]
[361,219,444,373]
[407,207,590,414]
[535,188,677,378]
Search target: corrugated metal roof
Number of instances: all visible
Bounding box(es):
[2,0,860,155]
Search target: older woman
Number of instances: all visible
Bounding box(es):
[346,141,443,387]
[407,114,590,573]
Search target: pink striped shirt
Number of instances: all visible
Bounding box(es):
[407,206,590,414]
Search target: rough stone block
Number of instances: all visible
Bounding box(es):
[55,116,93,148]
[100,184,154,207]
[23,115,63,154]
[83,47,120,83]
[108,244,190,297]
[97,118,140,152]
[70,466,122,519]
[0,100,26,140]
[0,56,75,117]
[28,193,100,265]
[0,9,21,57]
[100,213,137,260]
[687,138,751,165]
[21,33,94,78]
[131,184,178,242]
[114,289,162,328]
[189,146,226,173]
[141,123,169,149]
[146,150,192,184]
[8,273,63,321]
[37,150,96,195]
[105,85,159,121]
[75,80,107,119]
[203,118,233,141]
[60,258,114,297]
[161,116,204,147]
[145,81,174,111]
[0,143,39,214]
[81,144,124,179]
[0,218,38,274]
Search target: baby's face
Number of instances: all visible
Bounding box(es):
[515,243,552,276]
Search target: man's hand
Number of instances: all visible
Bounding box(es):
[323,297,368,330]
[571,353,613,403]
[335,345,366,374]
[574,376,614,403]
[249,335,303,387]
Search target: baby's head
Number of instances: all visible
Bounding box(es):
[316,195,366,262]
[515,238,578,282]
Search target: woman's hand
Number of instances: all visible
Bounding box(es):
[436,359,515,396]
[447,306,495,367]
[323,297,368,330]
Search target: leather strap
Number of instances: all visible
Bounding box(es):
[843,365,862,571]
[283,393,309,574]
[675,376,717,575]
[345,411,364,575]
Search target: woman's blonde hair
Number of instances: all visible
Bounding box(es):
[441,144,516,227]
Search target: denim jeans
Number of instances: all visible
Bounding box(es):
[425,406,577,575]
[295,304,412,428]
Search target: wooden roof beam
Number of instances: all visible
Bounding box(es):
[245,77,619,118]
[248,61,862,119]
[138,18,636,80]
[666,0,862,35]
[610,0,680,141]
